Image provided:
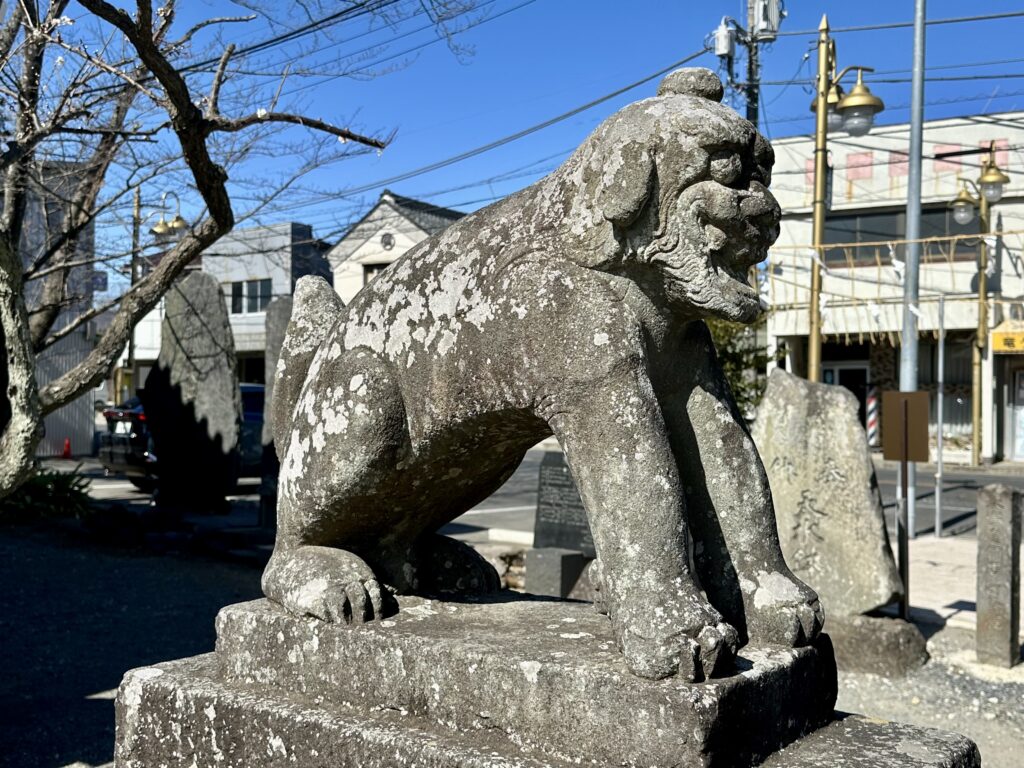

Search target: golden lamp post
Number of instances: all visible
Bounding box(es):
[806,15,885,382]
[948,142,1010,466]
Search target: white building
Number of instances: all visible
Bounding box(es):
[766,111,1024,462]
[125,222,330,388]
[19,164,99,456]
[328,190,464,303]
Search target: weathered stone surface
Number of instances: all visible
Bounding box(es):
[116,604,979,768]
[143,272,241,513]
[116,655,561,768]
[263,67,823,682]
[976,484,1022,668]
[259,297,293,530]
[826,614,927,677]
[753,369,903,616]
[525,547,587,598]
[761,713,981,767]
[215,598,836,767]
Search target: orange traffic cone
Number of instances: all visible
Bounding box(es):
[62,438,72,459]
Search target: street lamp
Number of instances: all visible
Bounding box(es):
[806,15,885,382]
[123,189,190,399]
[150,190,189,239]
[948,142,1010,466]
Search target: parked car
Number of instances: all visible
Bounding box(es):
[98,396,156,491]
[98,384,266,491]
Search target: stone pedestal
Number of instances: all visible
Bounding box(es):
[827,614,928,677]
[115,596,980,767]
[976,484,1022,668]
[524,547,588,598]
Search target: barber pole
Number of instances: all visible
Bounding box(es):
[866,386,880,447]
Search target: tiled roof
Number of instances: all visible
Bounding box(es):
[380,189,464,234]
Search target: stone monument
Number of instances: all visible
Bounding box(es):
[115,69,978,766]
[143,272,241,513]
[527,451,595,598]
[753,369,927,676]
[976,484,1022,668]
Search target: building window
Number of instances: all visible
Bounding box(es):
[823,207,980,263]
[363,263,389,285]
[228,278,272,314]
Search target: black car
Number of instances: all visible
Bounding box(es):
[98,384,266,491]
[98,396,156,490]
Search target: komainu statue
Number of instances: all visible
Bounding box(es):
[264,68,823,682]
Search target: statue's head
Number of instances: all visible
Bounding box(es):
[562,68,780,324]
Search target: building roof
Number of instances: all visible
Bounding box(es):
[378,189,465,234]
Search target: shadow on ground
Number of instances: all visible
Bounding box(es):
[0,522,263,768]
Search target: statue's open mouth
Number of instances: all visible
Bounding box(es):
[703,220,768,296]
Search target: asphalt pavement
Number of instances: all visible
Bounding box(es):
[875,463,1024,538]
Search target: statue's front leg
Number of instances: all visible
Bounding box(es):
[669,322,823,648]
[547,359,737,682]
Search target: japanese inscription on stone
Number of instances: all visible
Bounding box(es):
[533,451,595,557]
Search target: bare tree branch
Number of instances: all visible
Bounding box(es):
[169,14,255,51]
[206,42,234,118]
[38,288,122,352]
[209,111,388,148]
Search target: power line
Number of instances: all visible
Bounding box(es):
[219,0,504,78]
[279,0,538,97]
[329,48,710,199]
[776,10,1024,38]
[759,73,1024,86]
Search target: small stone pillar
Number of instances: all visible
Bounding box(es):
[976,484,1022,667]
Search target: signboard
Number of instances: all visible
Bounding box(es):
[992,331,1024,354]
[532,451,595,557]
[881,391,930,463]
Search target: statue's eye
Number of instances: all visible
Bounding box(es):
[710,151,742,186]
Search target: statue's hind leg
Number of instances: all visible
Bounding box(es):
[409,534,501,596]
[262,348,409,623]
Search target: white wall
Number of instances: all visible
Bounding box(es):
[328,203,429,304]
[766,112,1024,343]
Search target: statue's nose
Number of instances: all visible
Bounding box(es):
[739,184,781,245]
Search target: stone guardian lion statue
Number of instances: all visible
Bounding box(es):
[264,68,823,682]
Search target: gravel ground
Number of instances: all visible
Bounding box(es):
[0,522,262,768]
[837,626,1024,768]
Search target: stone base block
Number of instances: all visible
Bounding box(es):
[760,713,981,767]
[214,598,836,766]
[828,614,928,677]
[115,654,557,767]
[524,547,588,598]
[116,657,981,768]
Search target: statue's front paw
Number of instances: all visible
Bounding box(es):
[263,545,395,624]
[742,569,824,647]
[295,576,389,624]
[611,579,739,682]
[621,619,739,682]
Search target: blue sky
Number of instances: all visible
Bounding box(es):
[158,1,1024,242]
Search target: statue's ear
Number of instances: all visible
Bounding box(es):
[598,140,655,228]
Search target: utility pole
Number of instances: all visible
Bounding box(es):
[899,0,927,538]
[807,16,830,383]
[745,0,760,127]
[710,0,785,130]
[127,186,140,400]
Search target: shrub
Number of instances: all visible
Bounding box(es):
[0,464,93,522]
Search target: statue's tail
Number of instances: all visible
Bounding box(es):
[272,276,345,453]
